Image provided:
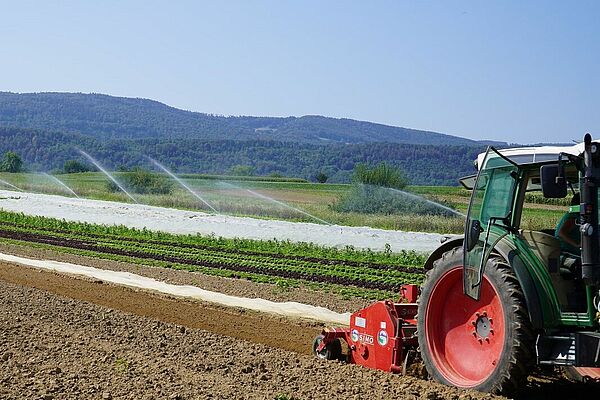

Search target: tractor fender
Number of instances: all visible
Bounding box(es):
[424,236,544,330]
[424,237,463,271]
[492,239,544,330]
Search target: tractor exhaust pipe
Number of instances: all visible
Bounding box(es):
[580,133,600,285]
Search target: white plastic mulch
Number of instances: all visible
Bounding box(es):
[0,252,351,325]
[0,190,452,253]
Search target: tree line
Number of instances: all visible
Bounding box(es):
[0,126,483,185]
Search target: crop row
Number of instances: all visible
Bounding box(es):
[0,220,423,274]
[0,210,427,267]
[0,228,423,291]
[0,221,423,277]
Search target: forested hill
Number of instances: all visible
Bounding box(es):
[0,126,483,185]
[0,92,491,146]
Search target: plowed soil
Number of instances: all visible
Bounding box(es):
[0,259,598,399]
[0,262,502,400]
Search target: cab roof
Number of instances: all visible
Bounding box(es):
[476,142,585,170]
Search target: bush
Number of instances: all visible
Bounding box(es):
[353,162,408,189]
[63,159,93,173]
[331,184,458,217]
[0,151,23,173]
[229,165,255,176]
[315,171,328,183]
[106,168,174,195]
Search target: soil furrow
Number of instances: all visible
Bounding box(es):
[0,262,319,354]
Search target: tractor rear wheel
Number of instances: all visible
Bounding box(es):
[417,247,534,395]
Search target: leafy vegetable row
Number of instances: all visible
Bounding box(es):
[0,228,424,291]
[0,210,427,266]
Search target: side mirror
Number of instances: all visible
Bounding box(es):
[465,219,482,252]
[540,165,567,198]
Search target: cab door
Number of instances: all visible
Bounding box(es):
[463,148,520,300]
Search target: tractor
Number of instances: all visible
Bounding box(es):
[313,134,600,395]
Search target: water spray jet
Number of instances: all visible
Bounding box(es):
[0,179,23,192]
[147,157,218,213]
[220,181,331,225]
[42,172,80,198]
[385,187,465,218]
[78,150,138,203]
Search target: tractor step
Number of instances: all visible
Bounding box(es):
[536,332,600,367]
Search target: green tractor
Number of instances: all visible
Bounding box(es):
[419,134,600,394]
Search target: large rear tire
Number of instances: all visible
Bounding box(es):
[417,247,535,395]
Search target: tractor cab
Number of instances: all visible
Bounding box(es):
[460,142,590,314]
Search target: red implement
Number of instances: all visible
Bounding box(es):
[314,284,419,373]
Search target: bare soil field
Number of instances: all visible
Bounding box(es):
[1,260,598,399]
[0,262,503,400]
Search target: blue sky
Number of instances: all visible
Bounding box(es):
[0,1,598,144]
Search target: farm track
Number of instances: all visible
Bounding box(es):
[0,228,422,292]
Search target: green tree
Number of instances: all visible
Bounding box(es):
[106,167,173,195]
[0,151,23,173]
[63,159,92,173]
[315,171,328,183]
[229,165,255,176]
[352,162,408,189]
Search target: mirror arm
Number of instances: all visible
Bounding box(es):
[556,153,566,186]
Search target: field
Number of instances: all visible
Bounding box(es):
[1,265,516,400]
[0,173,589,399]
[0,209,427,301]
[0,172,567,234]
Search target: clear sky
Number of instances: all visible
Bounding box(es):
[0,1,598,144]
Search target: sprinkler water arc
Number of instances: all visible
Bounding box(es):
[0,179,23,192]
[385,187,465,218]
[219,181,331,225]
[146,157,218,214]
[41,172,80,198]
[77,150,138,203]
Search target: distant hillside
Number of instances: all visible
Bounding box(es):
[0,126,483,185]
[0,92,490,146]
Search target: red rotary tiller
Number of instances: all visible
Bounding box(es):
[313,285,420,373]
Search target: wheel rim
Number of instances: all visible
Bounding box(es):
[425,267,506,387]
